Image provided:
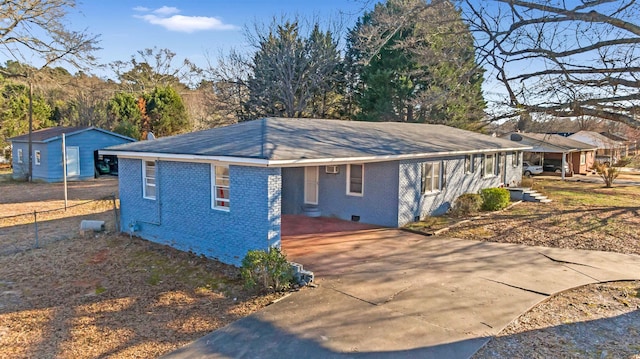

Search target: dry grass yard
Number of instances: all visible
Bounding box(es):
[0,178,282,359]
[1,173,639,358]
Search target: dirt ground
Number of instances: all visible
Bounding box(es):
[475,281,640,358]
[435,177,640,358]
[0,178,122,254]
[2,176,640,358]
[0,179,282,359]
[0,177,120,216]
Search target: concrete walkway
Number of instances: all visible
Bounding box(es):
[163,229,640,359]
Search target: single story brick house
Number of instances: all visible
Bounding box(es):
[10,126,135,182]
[101,118,530,265]
[568,131,625,165]
[503,133,597,176]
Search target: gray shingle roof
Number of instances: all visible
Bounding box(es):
[10,126,90,142]
[504,132,597,153]
[104,118,530,163]
[569,131,624,149]
[10,126,135,143]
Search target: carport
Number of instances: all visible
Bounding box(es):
[505,132,598,177]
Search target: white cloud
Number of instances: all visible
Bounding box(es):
[134,7,236,33]
[153,6,180,16]
[133,6,150,12]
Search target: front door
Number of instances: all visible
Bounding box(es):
[66,146,80,177]
[304,166,319,205]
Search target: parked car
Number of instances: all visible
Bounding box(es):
[522,161,543,177]
[542,159,570,173]
[595,155,615,166]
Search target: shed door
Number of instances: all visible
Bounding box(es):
[66,146,80,177]
[304,166,319,205]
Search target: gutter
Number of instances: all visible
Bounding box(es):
[100,146,533,168]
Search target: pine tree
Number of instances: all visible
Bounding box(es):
[347,0,486,130]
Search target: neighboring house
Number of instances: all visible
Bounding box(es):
[102,118,530,266]
[568,131,625,165]
[10,126,135,182]
[599,133,630,157]
[503,133,597,176]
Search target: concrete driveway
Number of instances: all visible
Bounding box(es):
[163,229,640,359]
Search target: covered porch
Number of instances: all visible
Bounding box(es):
[280,163,400,228]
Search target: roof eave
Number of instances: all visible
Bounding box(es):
[10,127,136,143]
[100,146,533,167]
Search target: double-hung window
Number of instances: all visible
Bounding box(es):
[512,152,520,167]
[17,149,23,163]
[484,154,496,177]
[464,154,473,173]
[347,164,364,196]
[422,161,442,194]
[212,165,230,210]
[142,161,156,200]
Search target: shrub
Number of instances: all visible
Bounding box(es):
[614,156,633,167]
[451,193,483,217]
[480,187,511,211]
[592,161,619,188]
[240,247,294,292]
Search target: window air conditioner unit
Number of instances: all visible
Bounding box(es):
[325,165,339,174]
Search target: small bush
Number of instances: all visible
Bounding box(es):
[614,156,633,167]
[451,193,483,217]
[592,161,619,188]
[240,247,294,292]
[480,187,511,211]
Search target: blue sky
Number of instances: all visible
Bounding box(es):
[65,1,370,78]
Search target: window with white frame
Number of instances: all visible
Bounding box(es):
[464,154,473,173]
[422,161,442,194]
[142,161,156,200]
[347,164,364,196]
[17,149,23,163]
[212,165,230,210]
[512,152,520,167]
[34,150,41,165]
[483,154,496,177]
[580,152,586,165]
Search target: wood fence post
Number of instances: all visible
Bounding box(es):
[112,194,119,232]
[33,210,39,248]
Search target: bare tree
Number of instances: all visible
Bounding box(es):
[201,49,252,124]
[462,0,640,128]
[1,0,100,181]
[110,48,199,93]
[243,18,343,119]
[0,0,100,72]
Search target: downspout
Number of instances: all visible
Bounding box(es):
[260,118,266,159]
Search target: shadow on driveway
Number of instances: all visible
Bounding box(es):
[163,229,640,359]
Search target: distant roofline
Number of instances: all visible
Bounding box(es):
[505,132,598,152]
[100,146,533,167]
[10,126,135,143]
